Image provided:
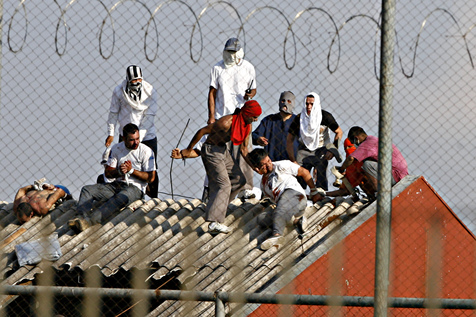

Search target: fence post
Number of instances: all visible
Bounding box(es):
[374,0,397,316]
[215,291,225,317]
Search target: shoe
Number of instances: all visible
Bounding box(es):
[296,215,307,233]
[208,222,231,234]
[201,187,209,204]
[260,235,283,250]
[238,189,256,200]
[33,177,47,191]
[68,217,91,233]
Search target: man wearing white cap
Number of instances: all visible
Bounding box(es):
[104,65,159,198]
[207,38,257,199]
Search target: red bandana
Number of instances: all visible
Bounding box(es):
[231,100,262,145]
[344,138,357,156]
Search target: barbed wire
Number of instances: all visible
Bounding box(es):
[6,1,476,77]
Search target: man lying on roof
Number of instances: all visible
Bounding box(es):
[13,178,72,224]
[248,148,324,250]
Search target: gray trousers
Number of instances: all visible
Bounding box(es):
[232,143,254,191]
[258,189,307,235]
[201,143,246,223]
[362,160,396,185]
[76,181,143,223]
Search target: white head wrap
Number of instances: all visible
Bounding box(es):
[223,48,244,68]
[300,92,323,151]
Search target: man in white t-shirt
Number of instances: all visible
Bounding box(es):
[104,65,159,198]
[70,123,156,233]
[248,148,324,250]
[208,38,257,198]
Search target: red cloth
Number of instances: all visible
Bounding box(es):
[344,138,357,156]
[343,138,364,187]
[231,100,262,145]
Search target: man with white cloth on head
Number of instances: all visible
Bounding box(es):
[286,92,343,190]
[104,65,159,198]
[207,38,257,199]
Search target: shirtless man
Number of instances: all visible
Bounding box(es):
[13,183,70,223]
[178,100,262,234]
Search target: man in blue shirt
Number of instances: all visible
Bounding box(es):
[252,91,299,161]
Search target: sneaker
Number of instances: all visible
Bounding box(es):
[33,177,47,191]
[296,215,307,233]
[208,222,231,234]
[238,189,256,200]
[260,235,283,251]
[201,187,209,204]
[68,217,91,233]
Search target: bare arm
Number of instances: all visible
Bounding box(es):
[38,188,66,215]
[296,166,323,203]
[286,133,297,163]
[240,133,260,173]
[244,88,257,101]
[338,155,356,173]
[13,185,34,212]
[334,126,343,146]
[171,148,201,159]
[180,124,213,158]
[207,87,217,124]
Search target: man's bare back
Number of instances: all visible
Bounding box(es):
[14,184,67,223]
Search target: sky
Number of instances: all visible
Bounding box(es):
[1,0,475,232]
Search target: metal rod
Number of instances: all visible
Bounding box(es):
[170,118,190,200]
[374,0,397,316]
[2,285,476,309]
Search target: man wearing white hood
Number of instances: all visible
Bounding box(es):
[207,38,257,199]
[104,65,159,198]
[286,92,343,190]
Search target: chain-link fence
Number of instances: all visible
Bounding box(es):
[1,0,475,316]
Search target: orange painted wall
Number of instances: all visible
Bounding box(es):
[249,177,475,316]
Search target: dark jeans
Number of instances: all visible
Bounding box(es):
[77,181,143,224]
[296,145,329,190]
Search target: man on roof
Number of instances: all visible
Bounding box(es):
[252,91,299,161]
[69,123,156,233]
[13,178,72,224]
[104,65,159,198]
[286,92,343,190]
[178,100,262,234]
[337,126,408,198]
[248,148,324,250]
[208,37,257,200]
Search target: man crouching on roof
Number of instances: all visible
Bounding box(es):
[13,179,72,224]
[69,123,156,233]
[248,148,324,250]
[178,100,262,235]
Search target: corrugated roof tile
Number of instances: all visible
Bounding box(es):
[0,176,421,314]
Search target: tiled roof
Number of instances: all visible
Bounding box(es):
[0,175,419,315]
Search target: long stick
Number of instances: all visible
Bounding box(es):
[170,118,190,200]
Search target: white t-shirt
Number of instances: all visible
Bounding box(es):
[209,59,256,119]
[107,80,158,142]
[107,142,156,193]
[260,160,306,203]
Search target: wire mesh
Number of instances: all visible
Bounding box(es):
[1,0,475,316]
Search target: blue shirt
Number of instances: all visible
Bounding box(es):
[252,113,299,161]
